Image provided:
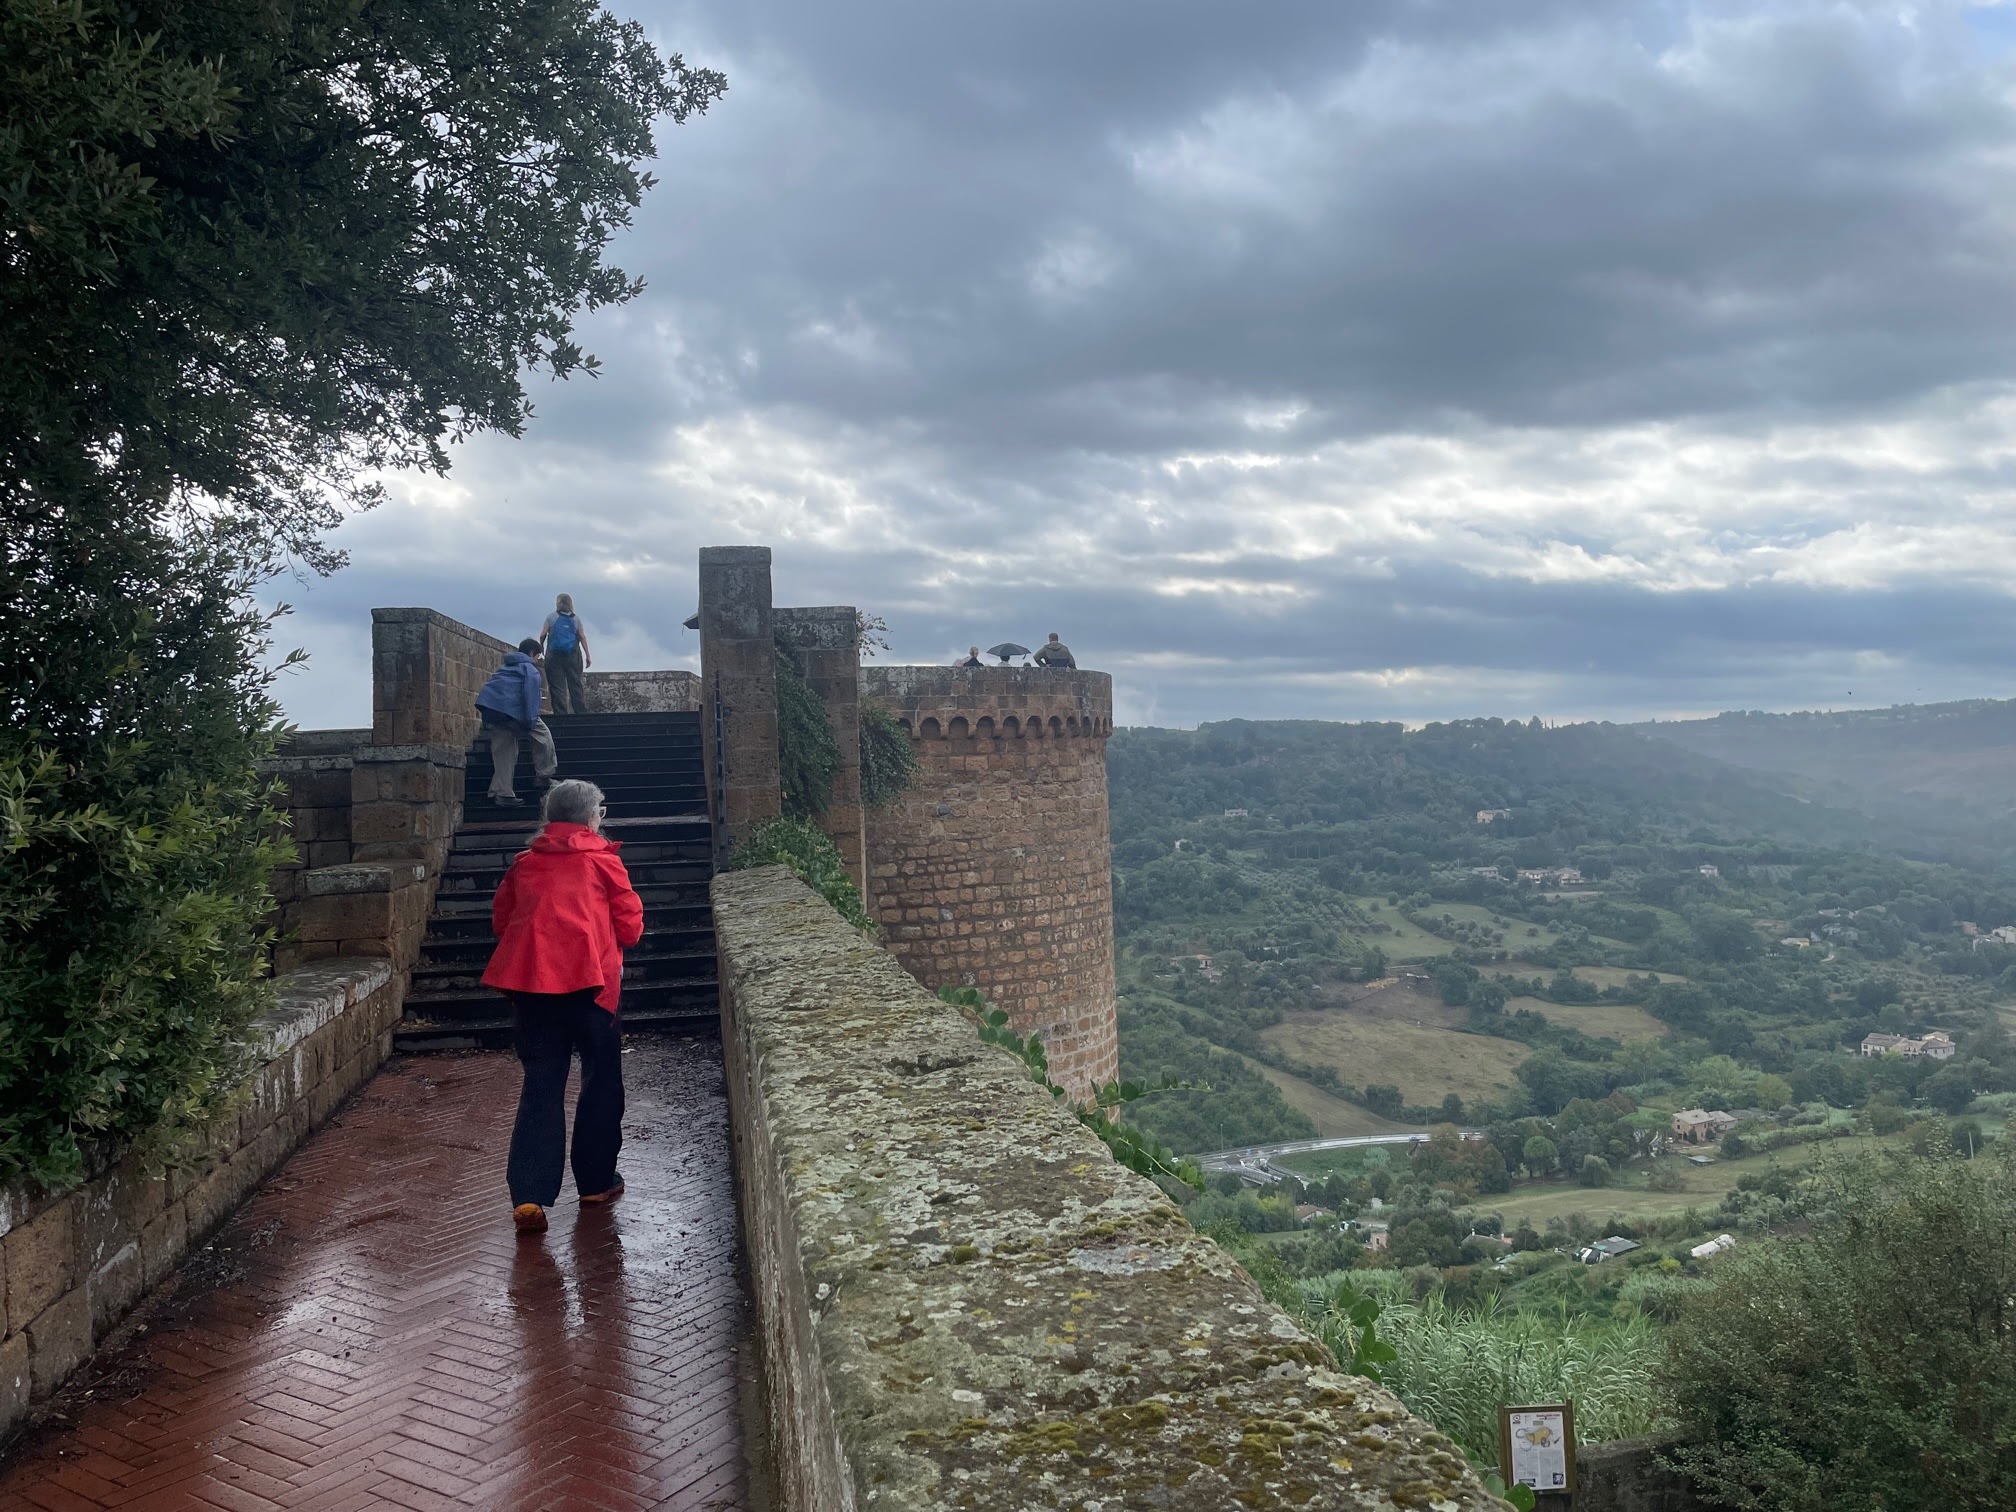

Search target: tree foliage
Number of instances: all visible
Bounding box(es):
[1660,1146,2016,1511]
[2,0,725,565]
[1,0,722,1186]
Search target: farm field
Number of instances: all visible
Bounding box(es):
[1506,996,1668,1043]
[1477,1134,1898,1226]
[1343,900,1457,960]
[1260,1012,1530,1107]
[1236,1052,1423,1138]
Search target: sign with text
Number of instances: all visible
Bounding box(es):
[1498,1402,1577,1495]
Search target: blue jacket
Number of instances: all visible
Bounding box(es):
[475,652,543,729]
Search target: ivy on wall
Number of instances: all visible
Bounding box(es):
[774,647,840,819]
[860,705,918,808]
[728,817,874,933]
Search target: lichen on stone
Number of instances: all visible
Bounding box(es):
[714,867,1507,1512]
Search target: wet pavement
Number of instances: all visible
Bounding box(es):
[0,1038,754,1512]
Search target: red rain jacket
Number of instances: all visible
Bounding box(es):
[481,823,644,1011]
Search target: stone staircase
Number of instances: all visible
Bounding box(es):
[396,710,719,1049]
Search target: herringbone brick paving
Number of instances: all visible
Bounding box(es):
[0,1040,752,1512]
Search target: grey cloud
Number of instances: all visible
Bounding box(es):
[270,0,2016,734]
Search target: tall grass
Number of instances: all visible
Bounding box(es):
[1298,1272,1666,1465]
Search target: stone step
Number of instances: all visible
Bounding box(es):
[417,922,716,967]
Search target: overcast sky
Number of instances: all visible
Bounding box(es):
[273,0,2016,731]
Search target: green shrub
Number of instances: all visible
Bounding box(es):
[728,816,873,933]
[1661,1145,2016,1511]
[859,704,918,808]
[0,539,290,1188]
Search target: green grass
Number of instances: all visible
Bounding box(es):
[1275,1144,1406,1179]
[1235,1052,1423,1137]
[1506,996,1669,1043]
[1260,1014,1530,1106]
[1479,1134,1896,1227]
[1343,899,1458,961]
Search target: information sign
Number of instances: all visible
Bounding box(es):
[1497,1402,1577,1495]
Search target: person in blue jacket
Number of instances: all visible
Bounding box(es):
[475,639,559,805]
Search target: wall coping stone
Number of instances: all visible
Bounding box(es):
[352,743,469,767]
[252,957,392,1061]
[270,727,372,759]
[370,607,513,642]
[0,957,392,1243]
[258,752,357,773]
[303,863,425,897]
[714,865,1498,1512]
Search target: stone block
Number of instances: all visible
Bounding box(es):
[349,800,423,847]
[0,1330,28,1436]
[139,1202,189,1290]
[4,1194,80,1329]
[292,891,393,943]
[26,1286,90,1399]
[88,1242,143,1338]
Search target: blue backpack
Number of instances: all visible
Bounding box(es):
[549,612,579,653]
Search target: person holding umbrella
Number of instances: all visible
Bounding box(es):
[986,641,1030,665]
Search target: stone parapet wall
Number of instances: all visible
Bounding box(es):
[586,668,701,713]
[0,959,402,1441]
[370,607,514,748]
[712,866,1499,1512]
[263,732,369,944]
[862,666,1118,1098]
[1576,1437,1711,1512]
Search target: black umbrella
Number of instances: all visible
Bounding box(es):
[986,642,1029,663]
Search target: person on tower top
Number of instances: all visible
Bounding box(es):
[1033,632,1076,669]
[957,645,984,667]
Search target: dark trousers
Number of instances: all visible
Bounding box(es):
[506,989,624,1206]
[548,646,588,714]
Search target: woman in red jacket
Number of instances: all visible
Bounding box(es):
[482,779,644,1233]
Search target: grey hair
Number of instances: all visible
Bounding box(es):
[541,779,605,830]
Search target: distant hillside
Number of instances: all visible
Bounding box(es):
[1112,716,2011,866]
[1637,700,2016,832]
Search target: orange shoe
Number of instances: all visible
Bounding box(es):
[580,1178,625,1206]
[513,1203,548,1233]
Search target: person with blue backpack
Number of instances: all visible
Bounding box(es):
[540,593,593,714]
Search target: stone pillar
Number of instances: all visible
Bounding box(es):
[774,606,865,892]
[698,546,781,862]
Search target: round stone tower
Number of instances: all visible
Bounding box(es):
[861,666,1118,1099]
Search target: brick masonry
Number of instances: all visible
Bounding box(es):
[861,665,1119,1099]
[0,959,401,1444]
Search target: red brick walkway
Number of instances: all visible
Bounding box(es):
[0,1039,754,1512]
